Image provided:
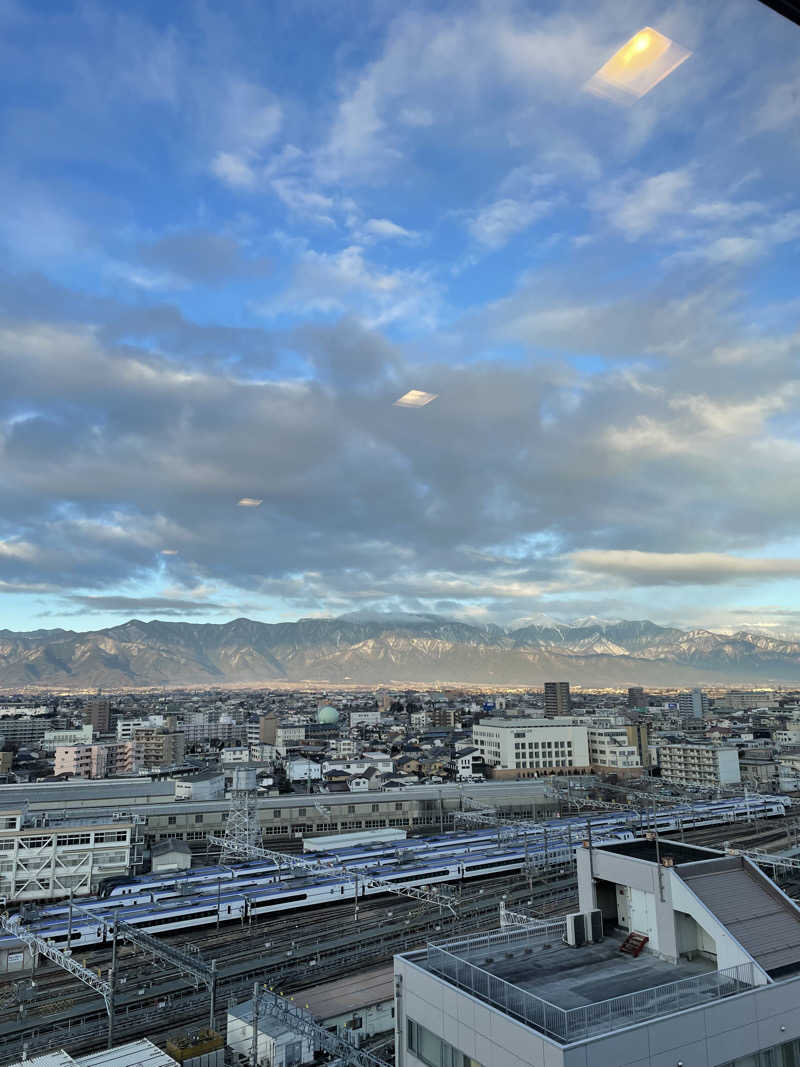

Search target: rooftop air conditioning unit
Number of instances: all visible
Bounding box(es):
[565,912,587,947]
[588,908,604,943]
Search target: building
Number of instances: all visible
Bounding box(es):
[395,836,800,1067]
[472,718,589,777]
[0,809,132,901]
[172,769,225,801]
[627,686,645,709]
[275,723,306,755]
[3,1038,180,1067]
[659,742,741,788]
[586,723,642,775]
[150,838,192,873]
[726,690,778,710]
[83,698,110,734]
[226,999,314,1066]
[299,964,395,1042]
[42,725,94,754]
[54,741,133,779]
[131,728,185,769]
[0,717,49,748]
[679,688,710,718]
[350,708,382,728]
[544,682,571,717]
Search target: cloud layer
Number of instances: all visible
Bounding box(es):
[1,0,800,633]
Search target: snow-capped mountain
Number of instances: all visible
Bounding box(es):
[2,613,800,687]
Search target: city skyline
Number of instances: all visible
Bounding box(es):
[2,2,800,636]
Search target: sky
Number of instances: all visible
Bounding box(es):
[2,0,800,636]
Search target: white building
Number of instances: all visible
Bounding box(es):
[350,709,382,727]
[226,998,313,1066]
[472,718,589,776]
[587,722,642,773]
[42,725,94,753]
[275,724,306,755]
[678,688,710,718]
[116,716,165,741]
[0,811,132,901]
[659,743,741,788]
[287,758,323,782]
[172,769,225,801]
[396,837,800,1067]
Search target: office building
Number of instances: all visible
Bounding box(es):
[586,722,642,775]
[0,718,49,747]
[472,718,589,777]
[627,686,645,709]
[659,742,741,788]
[544,682,571,717]
[396,837,800,1067]
[679,688,710,718]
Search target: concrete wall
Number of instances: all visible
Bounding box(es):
[396,953,800,1067]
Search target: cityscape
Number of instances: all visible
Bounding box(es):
[2,1,800,1066]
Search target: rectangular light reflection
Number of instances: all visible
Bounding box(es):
[586,27,691,102]
[394,389,438,407]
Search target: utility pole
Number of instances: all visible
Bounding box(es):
[250,981,260,1067]
[209,959,217,1030]
[67,889,73,949]
[107,910,119,1050]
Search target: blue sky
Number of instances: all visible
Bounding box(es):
[3,0,800,635]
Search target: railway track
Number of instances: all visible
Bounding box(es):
[0,870,578,1059]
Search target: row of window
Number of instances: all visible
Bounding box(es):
[407,1019,482,1067]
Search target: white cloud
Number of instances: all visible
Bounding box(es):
[597,168,693,239]
[468,197,553,249]
[363,218,418,241]
[210,152,258,190]
[571,550,800,586]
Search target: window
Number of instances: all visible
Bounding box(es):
[194,814,203,824]
[273,809,281,818]
[371,803,379,812]
[298,808,306,816]
[168,816,176,825]
[407,1019,483,1067]
[348,805,355,814]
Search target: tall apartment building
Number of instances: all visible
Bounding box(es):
[472,718,589,777]
[626,686,645,709]
[544,682,571,716]
[396,837,800,1067]
[83,698,110,733]
[131,728,186,769]
[659,742,741,788]
[678,688,709,718]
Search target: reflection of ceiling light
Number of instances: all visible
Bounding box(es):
[160,549,179,555]
[394,389,438,407]
[586,27,691,101]
[237,498,263,507]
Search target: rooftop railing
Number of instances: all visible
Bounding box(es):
[425,937,757,1043]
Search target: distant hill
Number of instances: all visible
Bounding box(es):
[2,614,800,688]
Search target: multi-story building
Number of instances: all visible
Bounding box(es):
[0,718,49,748]
[544,682,571,717]
[0,809,132,900]
[42,725,94,754]
[586,723,642,775]
[678,688,710,718]
[350,709,382,728]
[83,698,110,734]
[396,837,800,1067]
[472,718,589,777]
[54,741,134,779]
[275,723,306,755]
[626,686,645,709]
[659,742,741,788]
[130,728,185,770]
[726,689,778,710]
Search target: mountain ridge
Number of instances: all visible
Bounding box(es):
[1,614,800,688]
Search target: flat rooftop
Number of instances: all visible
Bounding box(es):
[419,924,756,1042]
[454,931,709,1010]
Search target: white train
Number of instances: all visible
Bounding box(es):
[1,794,786,950]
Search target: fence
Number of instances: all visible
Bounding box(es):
[425,939,757,1042]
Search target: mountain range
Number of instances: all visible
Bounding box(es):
[2,614,800,689]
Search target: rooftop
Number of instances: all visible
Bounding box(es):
[416,920,758,1043]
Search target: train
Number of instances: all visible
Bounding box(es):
[0,794,787,953]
